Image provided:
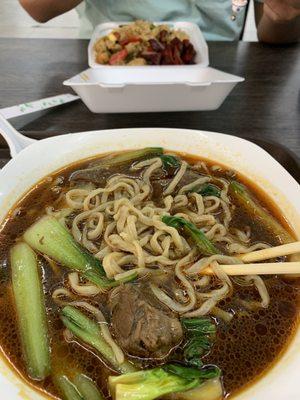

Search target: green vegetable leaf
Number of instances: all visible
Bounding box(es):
[184,337,210,366]
[192,183,221,198]
[162,215,183,230]
[162,215,220,256]
[181,318,216,369]
[162,364,202,380]
[160,155,181,169]
[198,365,221,380]
[162,364,220,381]
[181,318,216,335]
[184,357,203,369]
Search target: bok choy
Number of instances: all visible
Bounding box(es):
[54,375,83,400]
[229,181,293,244]
[61,305,136,373]
[171,378,223,400]
[10,242,50,380]
[191,183,221,198]
[70,148,164,182]
[85,147,163,168]
[181,318,216,368]
[54,373,105,400]
[23,216,136,290]
[162,215,220,256]
[160,154,181,169]
[109,364,221,400]
[73,374,105,400]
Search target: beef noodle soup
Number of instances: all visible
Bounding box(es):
[0,148,299,400]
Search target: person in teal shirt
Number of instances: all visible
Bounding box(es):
[75,0,249,41]
[20,0,300,43]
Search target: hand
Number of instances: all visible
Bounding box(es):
[264,0,300,22]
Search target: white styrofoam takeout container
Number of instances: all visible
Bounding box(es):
[64,67,244,113]
[0,127,300,400]
[64,21,244,113]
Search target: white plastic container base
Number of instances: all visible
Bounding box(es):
[63,67,244,113]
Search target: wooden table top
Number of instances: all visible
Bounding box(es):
[0,38,299,168]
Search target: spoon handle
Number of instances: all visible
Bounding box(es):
[0,114,36,158]
[0,94,79,120]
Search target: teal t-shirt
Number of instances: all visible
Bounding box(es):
[77,0,249,41]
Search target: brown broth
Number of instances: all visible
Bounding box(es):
[0,151,299,400]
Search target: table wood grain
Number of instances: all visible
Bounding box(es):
[0,39,299,168]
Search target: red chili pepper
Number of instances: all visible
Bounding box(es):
[109,49,128,65]
[119,36,141,46]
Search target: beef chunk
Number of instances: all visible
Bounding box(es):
[108,284,183,359]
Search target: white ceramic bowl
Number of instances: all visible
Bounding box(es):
[0,128,299,400]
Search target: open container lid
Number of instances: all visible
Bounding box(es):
[64,66,244,87]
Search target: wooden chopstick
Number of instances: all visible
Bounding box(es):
[203,261,300,276]
[237,241,300,263]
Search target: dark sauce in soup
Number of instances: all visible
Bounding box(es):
[0,151,299,399]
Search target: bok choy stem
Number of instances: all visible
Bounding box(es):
[73,374,105,400]
[61,306,136,374]
[70,148,164,181]
[54,374,105,400]
[23,216,134,290]
[109,364,220,400]
[171,378,223,400]
[229,181,294,244]
[87,148,163,168]
[54,375,84,400]
[10,242,50,380]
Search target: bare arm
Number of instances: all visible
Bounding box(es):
[19,0,83,23]
[255,0,300,43]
